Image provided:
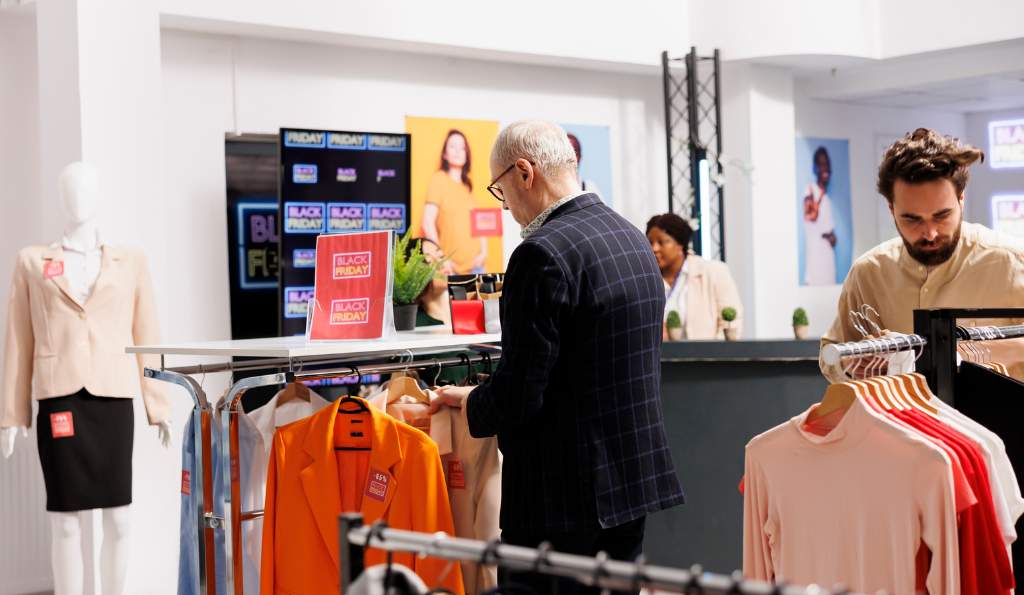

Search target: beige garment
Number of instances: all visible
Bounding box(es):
[367,390,501,594]
[677,255,744,340]
[744,397,960,594]
[820,223,1024,375]
[2,244,170,428]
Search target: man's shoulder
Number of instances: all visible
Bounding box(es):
[963,222,1024,257]
[849,236,903,275]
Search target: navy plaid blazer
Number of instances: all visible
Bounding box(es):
[467,193,685,533]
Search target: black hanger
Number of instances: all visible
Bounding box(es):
[458,353,472,385]
[684,564,704,595]
[335,378,372,451]
[481,352,493,376]
[591,551,609,594]
[534,541,558,595]
[480,537,502,566]
[725,570,744,595]
[630,554,647,593]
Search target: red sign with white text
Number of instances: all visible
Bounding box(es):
[309,231,392,340]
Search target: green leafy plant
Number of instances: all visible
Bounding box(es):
[666,310,682,330]
[792,307,809,327]
[721,307,737,323]
[393,231,443,306]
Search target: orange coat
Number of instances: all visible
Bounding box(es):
[260,398,464,595]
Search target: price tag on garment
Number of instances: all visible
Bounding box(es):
[50,411,74,438]
[447,459,466,490]
[43,260,64,279]
[365,468,390,502]
[181,470,191,495]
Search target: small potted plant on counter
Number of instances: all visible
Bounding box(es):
[721,307,739,341]
[666,310,684,342]
[792,307,809,339]
[392,231,443,332]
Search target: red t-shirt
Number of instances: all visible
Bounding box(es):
[892,409,1014,595]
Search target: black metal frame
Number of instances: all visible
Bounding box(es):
[913,307,1024,403]
[661,47,725,261]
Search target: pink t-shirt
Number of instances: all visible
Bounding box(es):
[743,398,960,594]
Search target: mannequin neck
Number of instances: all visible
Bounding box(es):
[62,220,101,252]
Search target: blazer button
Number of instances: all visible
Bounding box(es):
[78,311,86,320]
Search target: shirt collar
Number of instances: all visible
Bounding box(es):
[61,229,103,254]
[520,190,586,239]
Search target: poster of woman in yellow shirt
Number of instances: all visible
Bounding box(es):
[407,116,503,274]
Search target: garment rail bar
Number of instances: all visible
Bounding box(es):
[956,324,1024,342]
[337,514,862,595]
[820,333,926,367]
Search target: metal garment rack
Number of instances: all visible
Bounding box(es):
[820,333,927,368]
[913,308,1024,403]
[337,514,860,595]
[145,342,500,595]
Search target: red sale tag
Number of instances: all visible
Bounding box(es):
[50,411,74,438]
[44,260,64,279]
[365,468,390,502]
[447,459,466,489]
[470,208,503,237]
[181,470,191,495]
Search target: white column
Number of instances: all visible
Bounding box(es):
[721,63,799,339]
[34,1,172,593]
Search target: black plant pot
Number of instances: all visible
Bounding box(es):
[394,304,418,331]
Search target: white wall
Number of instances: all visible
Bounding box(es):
[161,0,689,70]
[792,96,966,337]
[0,12,51,595]
[963,107,1024,228]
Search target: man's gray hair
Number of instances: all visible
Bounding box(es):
[491,121,578,178]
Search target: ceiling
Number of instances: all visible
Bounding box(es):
[839,73,1024,113]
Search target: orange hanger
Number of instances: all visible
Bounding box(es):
[807,381,860,422]
[277,381,311,406]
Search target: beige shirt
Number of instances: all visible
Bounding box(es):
[822,222,1024,351]
[674,255,744,340]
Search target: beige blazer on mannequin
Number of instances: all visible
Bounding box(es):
[1,243,170,428]
[684,254,744,340]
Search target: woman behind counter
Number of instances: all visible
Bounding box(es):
[646,213,744,340]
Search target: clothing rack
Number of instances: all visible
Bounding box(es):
[139,335,501,595]
[337,514,860,595]
[820,333,927,367]
[913,308,1024,403]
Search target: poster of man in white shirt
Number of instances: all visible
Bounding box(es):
[797,139,853,286]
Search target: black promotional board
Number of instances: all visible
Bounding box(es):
[278,128,411,336]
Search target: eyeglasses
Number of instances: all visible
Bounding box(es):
[486,163,516,202]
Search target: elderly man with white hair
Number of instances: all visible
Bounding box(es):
[432,121,684,594]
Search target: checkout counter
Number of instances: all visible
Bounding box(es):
[643,339,826,574]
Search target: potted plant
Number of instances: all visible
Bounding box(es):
[792,307,810,339]
[666,310,683,341]
[721,307,739,341]
[392,231,443,331]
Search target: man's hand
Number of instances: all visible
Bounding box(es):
[428,385,474,414]
[822,231,837,248]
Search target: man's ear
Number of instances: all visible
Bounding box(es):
[887,200,895,215]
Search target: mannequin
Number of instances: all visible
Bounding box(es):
[1,161,171,595]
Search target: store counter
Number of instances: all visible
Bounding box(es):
[644,339,826,574]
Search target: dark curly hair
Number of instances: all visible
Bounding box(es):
[646,213,693,249]
[877,128,983,203]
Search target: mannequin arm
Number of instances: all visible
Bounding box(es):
[1,426,28,458]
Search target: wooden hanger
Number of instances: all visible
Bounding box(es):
[386,375,430,405]
[807,381,860,422]
[277,381,311,406]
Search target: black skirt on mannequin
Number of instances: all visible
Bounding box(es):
[36,389,134,512]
